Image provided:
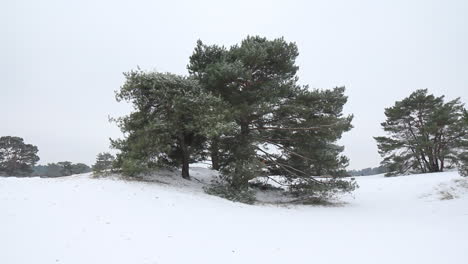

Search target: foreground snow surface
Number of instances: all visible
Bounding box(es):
[1,170,467,264]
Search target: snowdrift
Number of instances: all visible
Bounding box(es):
[1,168,467,264]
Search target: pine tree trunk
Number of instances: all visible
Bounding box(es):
[182,156,190,179]
[210,138,220,170]
[240,119,249,137]
[420,152,430,173]
[180,134,190,180]
[233,119,252,188]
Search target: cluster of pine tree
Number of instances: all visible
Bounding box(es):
[111,36,357,202]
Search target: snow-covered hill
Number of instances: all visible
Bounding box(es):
[1,169,467,264]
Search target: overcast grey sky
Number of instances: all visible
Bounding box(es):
[1,0,467,169]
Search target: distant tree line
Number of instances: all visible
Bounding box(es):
[32,162,91,177]
[0,136,92,177]
[348,166,388,176]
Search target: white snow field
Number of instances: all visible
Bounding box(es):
[1,168,467,264]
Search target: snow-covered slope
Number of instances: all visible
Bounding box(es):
[1,169,467,264]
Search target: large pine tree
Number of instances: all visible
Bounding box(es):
[189,36,354,192]
[375,89,468,176]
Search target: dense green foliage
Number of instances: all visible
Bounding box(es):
[375,89,468,176]
[0,136,39,176]
[288,177,358,204]
[204,181,256,204]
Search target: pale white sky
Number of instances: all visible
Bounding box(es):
[2,0,467,169]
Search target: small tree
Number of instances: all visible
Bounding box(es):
[375,89,468,176]
[0,136,40,176]
[92,152,115,175]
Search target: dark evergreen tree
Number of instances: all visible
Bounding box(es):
[188,36,355,195]
[188,37,299,181]
[375,89,468,176]
[0,136,40,176]
[112,71,229,179]
[92,152,115,175]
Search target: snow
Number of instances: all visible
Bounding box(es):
[1,169,467,264]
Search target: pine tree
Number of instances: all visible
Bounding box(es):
[189,36,355,196]
[375,89,468,176]
[92,152,115,175]
[112,71,229,179]
[0,136,40,176]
